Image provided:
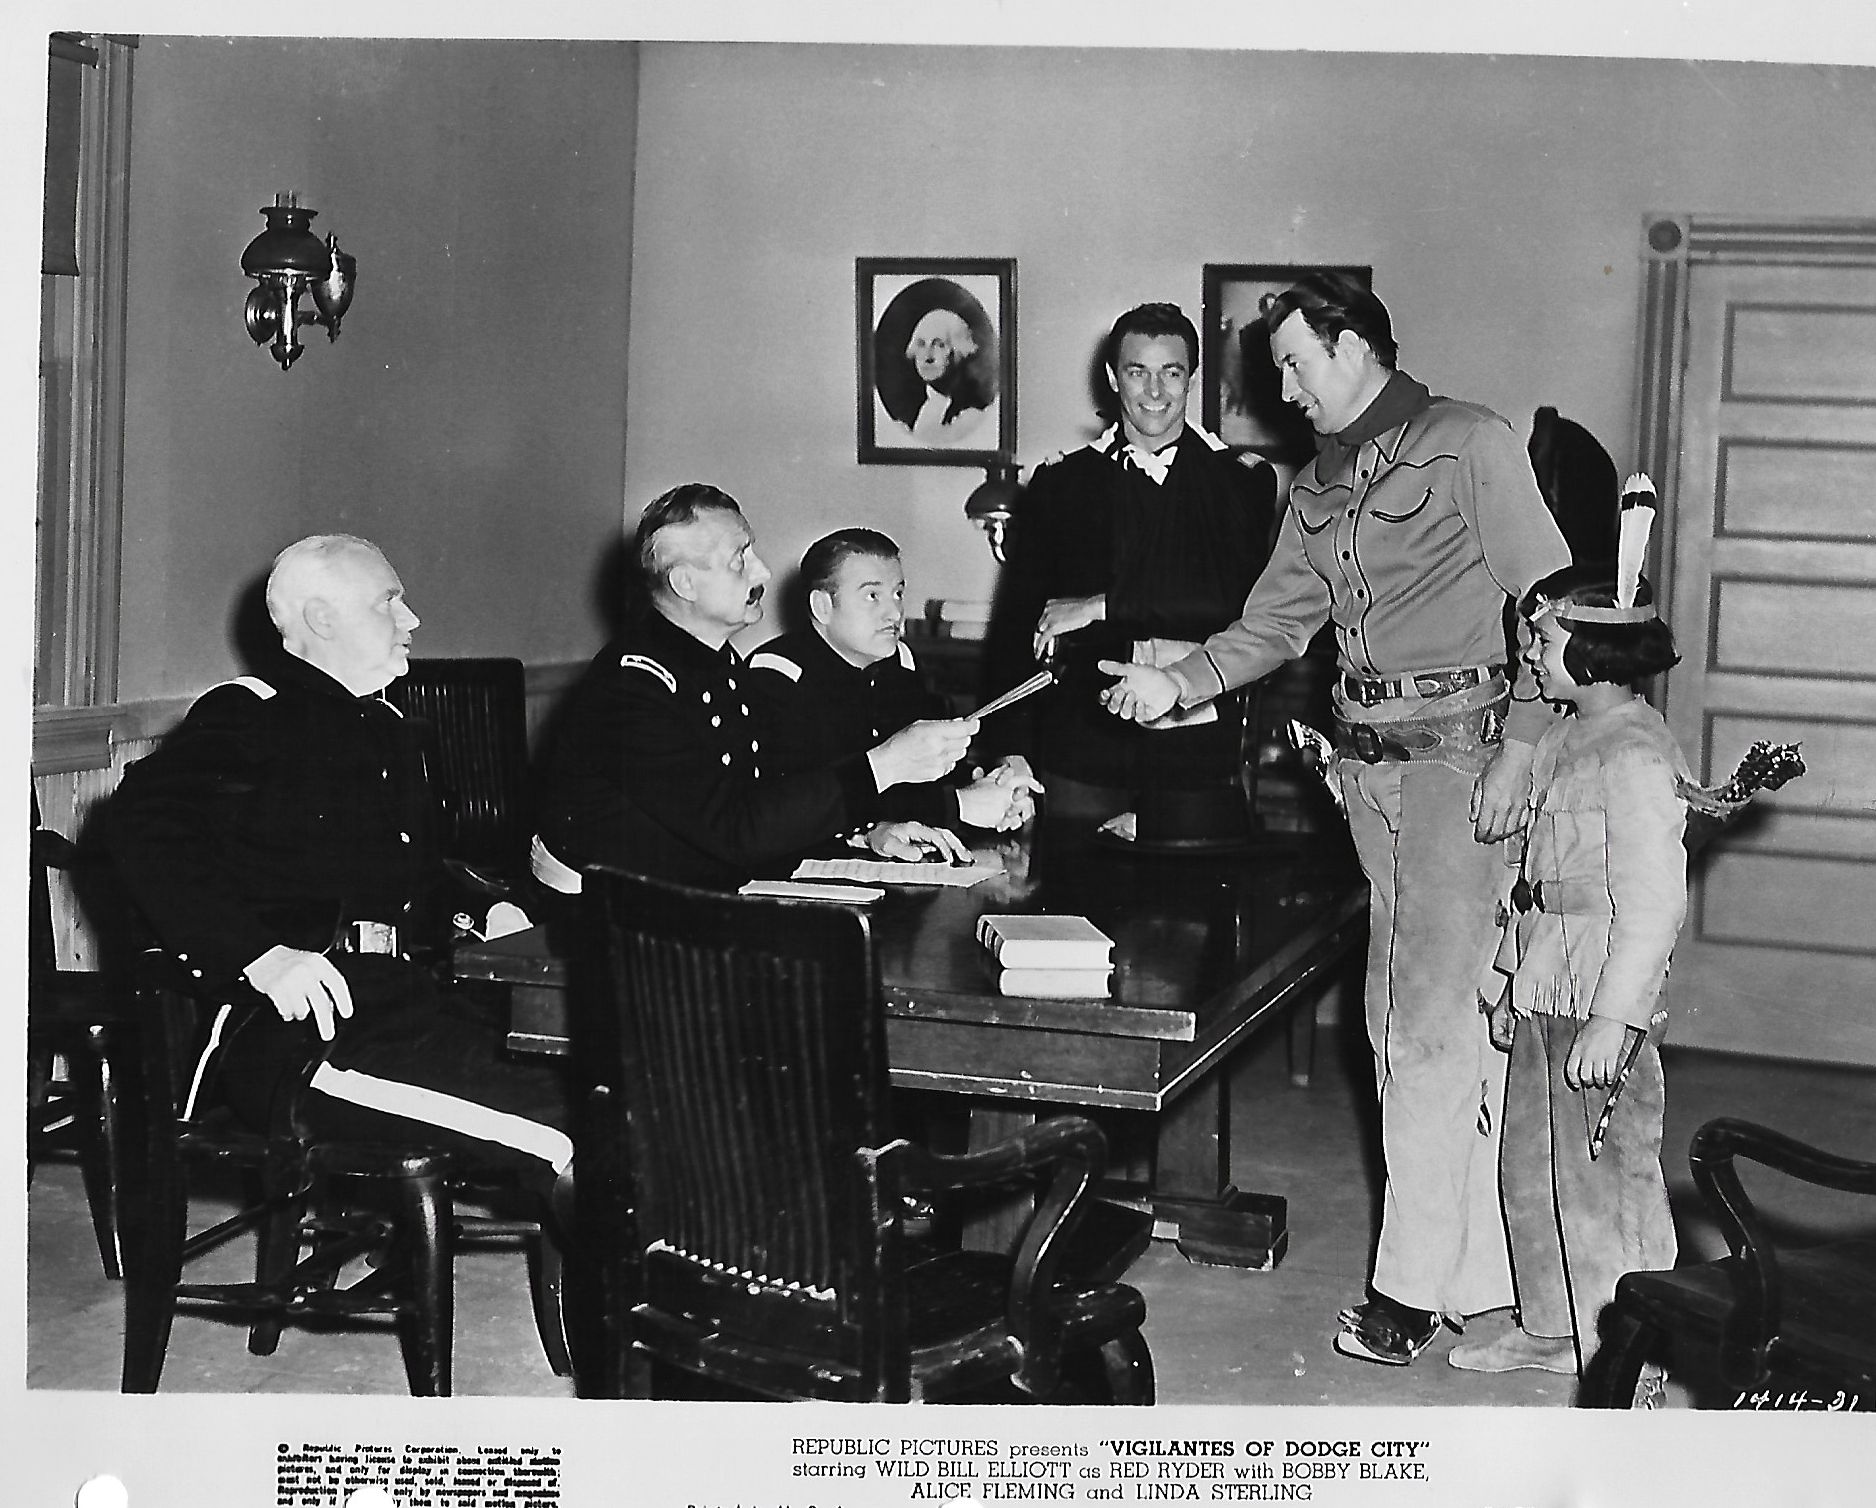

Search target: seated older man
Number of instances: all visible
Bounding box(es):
[106,534,572,1183]
[535,484,977,892]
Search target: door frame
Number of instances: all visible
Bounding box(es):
[1636,216,1876,630]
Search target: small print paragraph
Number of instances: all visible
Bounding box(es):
[275,1442,562,1507]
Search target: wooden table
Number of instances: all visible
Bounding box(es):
[457,823,1366,1268]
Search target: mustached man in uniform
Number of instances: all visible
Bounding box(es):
[107,534,573,1183]
[535,484,978,893]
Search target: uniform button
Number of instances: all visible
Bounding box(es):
[1342,551,1352,560]
[711,715,721,728]
[726,676,738,691]
[721,752,732,766]
[1346,508,1356,518]
[751,738,760,752]
[190,968,203,979]
[701,691,712,705]
[403,902,413,913]
[740,703,750,716]
[399,831,410,843]
[753,765,761,778]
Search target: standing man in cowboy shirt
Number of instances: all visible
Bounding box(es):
[1102,272,1571,1367]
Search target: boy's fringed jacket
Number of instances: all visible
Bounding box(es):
[1490,699,1692,1030]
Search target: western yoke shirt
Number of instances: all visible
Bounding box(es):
[1167,373,1570,743]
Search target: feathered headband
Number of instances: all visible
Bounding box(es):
[1534,473,1661,627]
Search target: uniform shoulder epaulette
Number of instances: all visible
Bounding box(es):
[746,650,802,682]
[212,675,277,700]
[617,653,677,694]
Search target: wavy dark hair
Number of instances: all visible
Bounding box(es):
[1105,301,1200,371]
[1259,271,1398,370]
[800,528,900,597]
[1520,562,1681,687]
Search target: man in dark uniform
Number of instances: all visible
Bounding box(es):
[106,534,572,1182]
[534,484,977,892]
[746,527,1038,834]
[986,301,1278,827]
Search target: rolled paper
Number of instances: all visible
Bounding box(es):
[973,669,1055,720]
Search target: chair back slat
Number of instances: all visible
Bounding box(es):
[590,868,892,1363]
[385,658,530,877]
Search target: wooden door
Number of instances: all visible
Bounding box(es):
[1638,219,1876,1064]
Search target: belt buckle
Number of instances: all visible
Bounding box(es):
[354,920,398,956]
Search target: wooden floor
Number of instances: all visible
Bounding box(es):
[26,1009,1876,1405]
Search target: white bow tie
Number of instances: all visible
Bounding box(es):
[1123,443,1174,484]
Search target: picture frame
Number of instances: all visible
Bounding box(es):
[857,257,1015,466]
[1201,263,1373,461]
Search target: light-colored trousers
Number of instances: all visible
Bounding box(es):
[1339,756,1517,1319]
[1501,1012,1677,1367]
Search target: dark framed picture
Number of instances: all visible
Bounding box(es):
[857,258,1015,466]
[1202,263,1372,461]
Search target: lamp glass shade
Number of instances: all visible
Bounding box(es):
[240,202,330,279]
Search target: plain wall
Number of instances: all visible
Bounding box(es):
[624,44,1876,636]
[114,37,640,703]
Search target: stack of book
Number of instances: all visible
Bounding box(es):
[975,914,1114,998]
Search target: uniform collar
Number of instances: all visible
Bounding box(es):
[274,649,389,704]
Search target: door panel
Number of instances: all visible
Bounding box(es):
[1663,257,1876,1063]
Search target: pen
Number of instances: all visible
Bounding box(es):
[1588,1025,1647,1161]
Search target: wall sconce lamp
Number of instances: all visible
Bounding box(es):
[964,459,1022,563]
[240,192,355,371]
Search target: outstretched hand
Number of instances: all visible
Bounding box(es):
[1096,660,1181,724]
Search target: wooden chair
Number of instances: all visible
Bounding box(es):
[581,867,1156,1403]
[28,795,132,1279]
[1584,1116,1876,1409]
[386,657,532,895]
[117,954,572,1394]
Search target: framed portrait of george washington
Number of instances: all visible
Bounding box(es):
[857,257,1016,466]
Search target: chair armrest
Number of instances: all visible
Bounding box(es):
[1688,1116,1876,1386]
[893,1114,1108,1398]
[893,1114,1105,1197]
[1693,1117,1876,1200]
[445,857,512,901]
